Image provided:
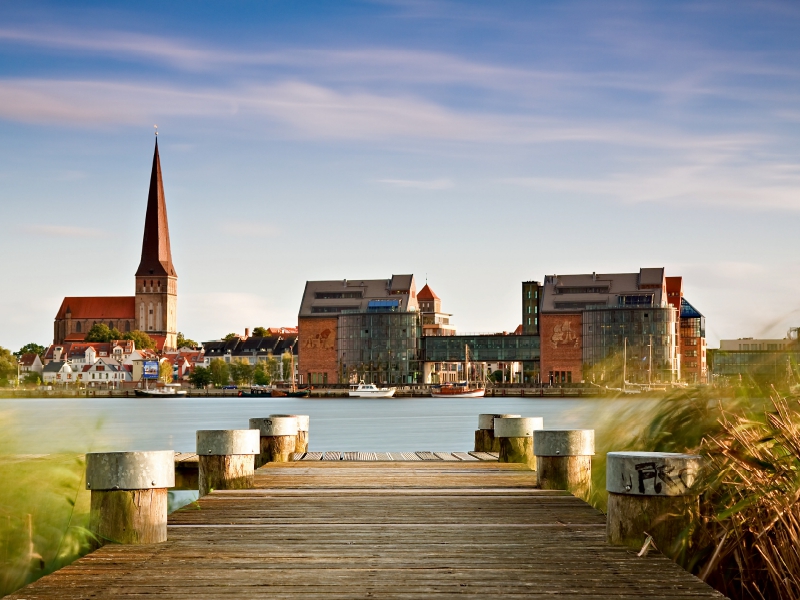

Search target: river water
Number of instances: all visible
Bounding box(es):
[0,396,639,454]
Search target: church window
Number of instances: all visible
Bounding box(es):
[109,322,114,329]
[125,321,131,332]
[75,322,82,333]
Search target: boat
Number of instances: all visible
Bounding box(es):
[431,345,486,398]
[135,383,188,397]
[348,381,396,398]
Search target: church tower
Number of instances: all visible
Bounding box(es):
[135,138,178,351]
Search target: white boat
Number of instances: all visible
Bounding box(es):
[348,381,396,398]
[135,383,187,397]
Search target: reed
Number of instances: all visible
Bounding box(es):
[590,387,799,600]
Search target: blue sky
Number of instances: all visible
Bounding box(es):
[2,0,800,350]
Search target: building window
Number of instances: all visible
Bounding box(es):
[75,322,81,333]
[125,321,131,332]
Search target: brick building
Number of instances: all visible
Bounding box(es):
[53,138,178,351]
[666,276,708,383]
[297,275,419,385]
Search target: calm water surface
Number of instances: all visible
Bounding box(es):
[0,396,640,454]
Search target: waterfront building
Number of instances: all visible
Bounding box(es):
[418,284,456,337]
[710,329,800,384]
[52,139,179,351]
[422,334,539,384]
[540,268,678,385]
[666,276,708,383]
[298,275,419,385]
[18,353,43,378]
[202,334,298,376]
[521,281,541,335]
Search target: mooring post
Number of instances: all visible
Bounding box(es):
[85,450,175,545]
[270,414,310,453]
[495,417,543,469]
[534,429,594,498]
[606,451,703,555]
[475,413,521,452]
[249,416,299,467]
[196,429,260,497]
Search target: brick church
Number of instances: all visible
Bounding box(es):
[53,139,178,351]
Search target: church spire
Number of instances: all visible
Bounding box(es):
[136,138,176,277]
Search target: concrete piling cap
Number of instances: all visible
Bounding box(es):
[85,450,175,491]
[249,416,299,436]
[196,429,260,456]
[494,417,544,438]
[270,414,310,431]
[533,430,595,456]
[606,451,703,496]
[477,414,521,430]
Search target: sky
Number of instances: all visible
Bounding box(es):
[1,0,800,350]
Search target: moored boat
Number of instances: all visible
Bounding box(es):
[135,384,187,397]
[348,381,396,398]
[430,382,486,398]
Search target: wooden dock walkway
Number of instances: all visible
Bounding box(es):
[9,460,724,599]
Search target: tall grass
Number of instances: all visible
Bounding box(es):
[0,414,95,597]
[590,387,800,600]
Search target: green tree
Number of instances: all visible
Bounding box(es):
[23,372,41,386]
[0,347,17,387]
[266,355,280,382]
[159,360,173,383]
[252,327,270,337]
[209,358,230,387]
[121,330,156,350]
[223,333,239,341]
[229,359,254,386]
[282,351,293,381]
[176,332,198,349]
[253,361,270,386]
[86,323,120,343]
[14,343,45,359]
[188,366,213,388]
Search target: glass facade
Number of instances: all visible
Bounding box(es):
[337,312,422,384]
[582,306,678,384]
[423,335,540,362]
[710,349,800,382]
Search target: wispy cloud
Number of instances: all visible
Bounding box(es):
[377,177,453,189]
[24,224,110,238]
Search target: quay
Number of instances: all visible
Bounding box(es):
[9,456,722,598]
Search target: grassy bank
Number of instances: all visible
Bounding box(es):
[589,387,800,600]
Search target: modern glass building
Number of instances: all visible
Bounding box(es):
[337,309,422,384]
[709,349,800,383]
[423,335,541,384]
[582,306,678,384]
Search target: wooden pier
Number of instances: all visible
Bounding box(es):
[8,459,723,599]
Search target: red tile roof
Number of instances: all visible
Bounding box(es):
[19,353,39,366]
[56,296,135,320]
[417,284,439,301]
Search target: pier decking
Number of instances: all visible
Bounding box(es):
[9,460,723,599]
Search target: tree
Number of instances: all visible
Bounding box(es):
[122,330,156,350]
[0,346,17,387]
[229,359,254,386]
[209,358,230,387]
[252,327,271,337]
[159,360,173,383]
[23,371,41,386]
[223,333,239,341]
[176,332,198,349]
[14,343,45,359]
[282,351,293,381]
[266,355,280,382]
[188,366,213,388]
[86,323,122,343]
[253,361,270,386]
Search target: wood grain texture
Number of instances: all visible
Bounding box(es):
[296,430,309,453]
[198,454,254,497]
[256,435,296,467]
[88,488,168,545]
[498,437,535,470]
[537,455,592,500]
[607,491,700,558]
[10,461,721,599]
[474,429,501,452]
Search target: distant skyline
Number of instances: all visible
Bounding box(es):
[2,0,800,350]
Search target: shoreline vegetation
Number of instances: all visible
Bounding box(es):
[1,387,798,599]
